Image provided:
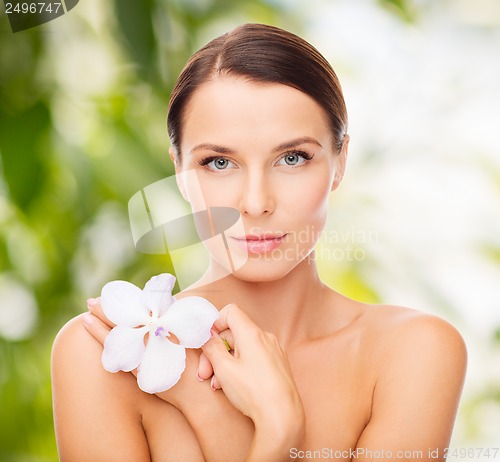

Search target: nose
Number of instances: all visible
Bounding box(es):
[238,171,275,217]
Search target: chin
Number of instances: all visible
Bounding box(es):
[204,238,316,283]
[228,257,301,283]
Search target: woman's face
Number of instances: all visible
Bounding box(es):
[171,76,346,282]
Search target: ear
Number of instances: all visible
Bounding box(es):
[169,146,188,202]
[331,134,349,192]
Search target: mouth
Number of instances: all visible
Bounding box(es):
[230,233,287,254]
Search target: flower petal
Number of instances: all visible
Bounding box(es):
[101,280,149,326]
[142,273,176,318]
[137,334,186,393]
[102,325,147,373]
[161,296,219,348]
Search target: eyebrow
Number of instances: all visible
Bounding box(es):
[190,136,323,155]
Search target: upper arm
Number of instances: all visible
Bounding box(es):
[51,314,151,462]
[355,313,467,461]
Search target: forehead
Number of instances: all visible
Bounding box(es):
[181,77,333,153]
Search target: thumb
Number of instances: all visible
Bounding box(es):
[201,329,233,369]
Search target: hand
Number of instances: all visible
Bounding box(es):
[201,304,305,459]
[85,298,305,459]
[84,297,112,329]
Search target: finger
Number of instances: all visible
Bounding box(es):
[197,328,234,381]
[197,351,214,381]
[87,297,115,328]
[210,374,222,391]
[81,312,111,346]
[201,329,233,370]
[212,304,258,347]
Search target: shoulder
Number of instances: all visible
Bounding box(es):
[51,312,143,414]
[52,313,144,404]
[52,313,98,377]
[52,314,117,387]
[335,299,468,385]
[364,303,467,357]
[358,303,467,395]
[52,314,151,461]
[331,290,466,353]
[53,313,93,353]
[350,305,468,446]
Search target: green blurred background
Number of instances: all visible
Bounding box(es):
[1,0,499,460]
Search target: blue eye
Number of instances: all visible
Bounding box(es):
[211,158,229,169]
[277,151,313,167]
[198,156,235,170]
[283,154,301,165]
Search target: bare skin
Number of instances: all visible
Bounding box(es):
[52,279,466,461]
[51,77,467,461]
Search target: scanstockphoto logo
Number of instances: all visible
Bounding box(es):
[2,0,79,32]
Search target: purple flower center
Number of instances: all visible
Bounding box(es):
[154,326,168,337]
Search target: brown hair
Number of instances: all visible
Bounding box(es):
[167,23,348,161]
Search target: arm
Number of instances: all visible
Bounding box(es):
[355,313,467,461]
[51,314,151,462]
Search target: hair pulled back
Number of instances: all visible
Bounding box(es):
[167,23,348,160]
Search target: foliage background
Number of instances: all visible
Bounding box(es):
[0,0,499,460]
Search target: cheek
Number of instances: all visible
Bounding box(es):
[179,170,234,213]
[285,171,331,225]
[185,174,240,211]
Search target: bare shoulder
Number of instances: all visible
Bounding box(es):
[53,313,103,361]
[330,295,468,384]
[51,314,151,461]
[331,289,466,354]
[349,302,468,448]
[52,313,141,396]
[361,303,467,359]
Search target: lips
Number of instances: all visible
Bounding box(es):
[230,233,287,254]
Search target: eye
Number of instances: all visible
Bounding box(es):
[211,158,230,170]
[276,150,313,167]
[198,156,236,171]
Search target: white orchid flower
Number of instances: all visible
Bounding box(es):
[100,273,219,393]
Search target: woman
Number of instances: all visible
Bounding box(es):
[51,23,467,461]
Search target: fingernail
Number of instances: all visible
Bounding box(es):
[82,313,93,326]
[87,298,98,307]
[210,375,216,391]
[196,371,204,382]
[210,328,217,338]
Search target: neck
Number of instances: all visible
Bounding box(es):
[186,251,331,348]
